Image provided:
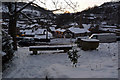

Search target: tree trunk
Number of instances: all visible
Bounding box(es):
[79,15,83,28]
[8,2,17,50]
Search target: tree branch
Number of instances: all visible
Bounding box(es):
[13,0,36,16]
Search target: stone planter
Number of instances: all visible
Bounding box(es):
[81,39,99,50]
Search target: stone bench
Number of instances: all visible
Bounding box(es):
[29,45,73,55]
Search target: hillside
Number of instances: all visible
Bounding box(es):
[80,1,120,25]
[2,2,54,20]
[55,1,120,28]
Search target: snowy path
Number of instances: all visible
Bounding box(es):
[3,42,118,78]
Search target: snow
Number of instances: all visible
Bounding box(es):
[87,17,95,19]
[91,33,116,36]
[3,41,118,78]
[90,14,94,16]
[24,30,35,35]
[52,25,57,27]
[20,30,24,33]
[81,39,99,42]
[35,29,46,35]
[103,25,117,28]
[0,51,6,56]
[30,45,73,48]
[29,24,38,28]
[101,22,107,25]
[82,24,91,30]
[69,22,78,26]
[34,32,52,39]
[50,27,55,31]
[46,32,53,38]
[34,35,47,39]
[100,28,119,32]
[68,27,90,34]
[55,28,66,32]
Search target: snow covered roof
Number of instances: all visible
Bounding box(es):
[52,25,57,27]
[35,29,46,35]
[103,25,116,28]
[82,24,91,30]
[69,22,78,26]
[17,24,27,28]
[91,33,116,36]
[68,27,90,34]
[100,28,116,32]
[20,30,24,32]
[50,27,55,31]
[90,14,94,16]
[56,28,66,32]
[34,35,47,39]
[34,32,52,39]
[29,24,38,28]
[87,17,95,19]
[24,30,35,35]
[25,30,32,33]
[101,22,107,25]
[45,32,53,38]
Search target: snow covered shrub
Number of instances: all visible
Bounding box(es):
[67,47,80,67]
[2,30,15,70]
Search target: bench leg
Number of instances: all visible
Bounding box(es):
[33,51,37,55]
[64,49,69,53]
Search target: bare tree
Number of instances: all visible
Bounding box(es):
[36,0,79,13]
[6,0,35,50]
[6,0,80,50]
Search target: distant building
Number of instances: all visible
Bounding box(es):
[64,27,90,38]
[54,28,66,38]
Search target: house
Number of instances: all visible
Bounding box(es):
[24,29,35,37]
[64,27,90,38]
[49,27,56,33]
[100,25,117,33]
[35,28,46,35]
[34,32,53,39]
[20,29,35,37]
[54,28,66,38]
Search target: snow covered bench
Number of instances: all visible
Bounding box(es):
[29,45,73,55]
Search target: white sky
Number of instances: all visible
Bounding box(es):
[30,0,112,13]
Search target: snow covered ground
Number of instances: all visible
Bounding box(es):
[2,41,118,78]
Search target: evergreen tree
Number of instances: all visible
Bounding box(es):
[67,47,80,67]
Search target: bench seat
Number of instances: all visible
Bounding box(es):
[29,45,73,55]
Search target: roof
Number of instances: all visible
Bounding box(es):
[50,27,55,31]
[91,33,116,36]
[103,25,116,28]
[69,22,78,26]
[101,22,107,25]
[24,30,35,35]
[90,14,94,16]
[82,24,91,30]
[34,35,47,39]
[35,29,46,34]
[56,28,66,32]
[68,27,90,34]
